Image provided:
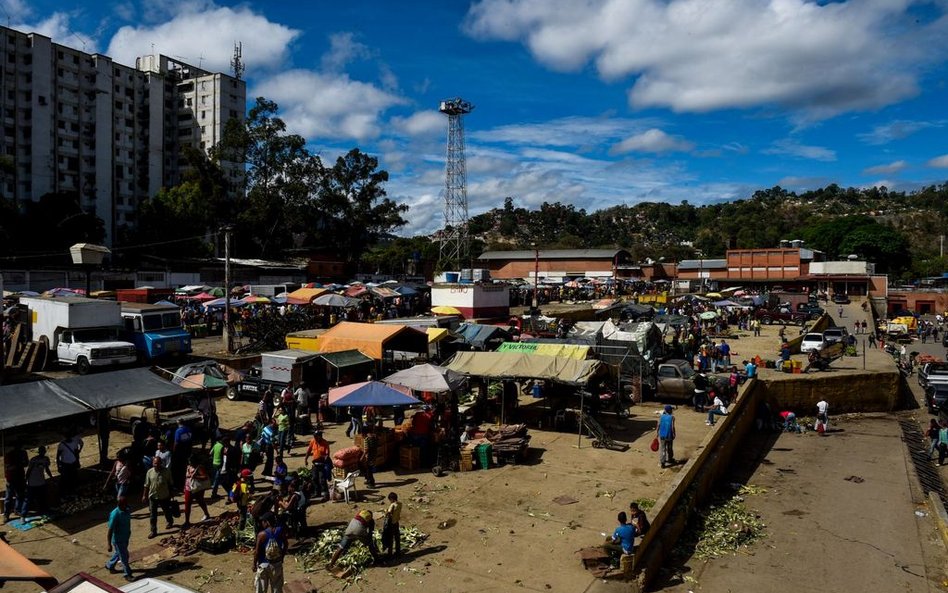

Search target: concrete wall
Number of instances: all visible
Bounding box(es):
[630,379,763,591]
[630,365,900,590]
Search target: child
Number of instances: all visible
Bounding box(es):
[382,492,402,557]
[230,468,255,530]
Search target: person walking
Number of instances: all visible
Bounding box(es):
[56,432,83,500]
[274,406,291,457]
[209,435,226,498]
[103,449,132,499]
[939,424,948,467]
[361,424,378,488]
[171,419,193,491]
[657,405,676,469]
[253,512,286,593]
[25,446,53,516]
[142,457,175,539]
[260,419,278,476]
[183,455,211,527]
[816,398,830,435]
[928,419,941,460]
[294,382,311,434]
[4,442,29,521]
[105,496,135,581]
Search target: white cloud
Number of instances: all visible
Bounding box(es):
[391,111,444,137]
[612,128,694,154]
[927,154,948,168]
[763,139,836,162]
[465,0,947,119]
[862,160,907,176]
[1,0,30,21]
[472,115,663,147]
[107,5,300,72]
[778,175,833,188]
[254,70,406,141]
[321,32,371,72]
[858,120,943,145]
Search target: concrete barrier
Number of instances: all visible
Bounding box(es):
[629,378,763,591]
[761,369,901,413]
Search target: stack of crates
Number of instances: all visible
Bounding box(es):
[399,445,420,470]
[459,448,474,472]
[475,443,493,470]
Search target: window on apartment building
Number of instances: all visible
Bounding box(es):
[21,54,31,65]
[185,97,192,107]
[200,110,206,119]
[115,164,124,178]
[200,126,205,133]
[7,53,14,63]
[230,109,237,118]
[200,95,207,105]
[58,50,64,59]
[178,128,192,137]
[125,118,133,127]
[70,122,78,132]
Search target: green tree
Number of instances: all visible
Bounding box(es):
[312,148,408,264]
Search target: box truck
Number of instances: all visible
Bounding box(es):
[20,296,138,374]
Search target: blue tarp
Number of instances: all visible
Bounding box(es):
[457,323,509,349]
[327,381,422,407]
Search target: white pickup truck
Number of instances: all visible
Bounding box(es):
[20,296,138,374]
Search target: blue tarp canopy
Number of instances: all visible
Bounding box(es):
[456,323,510,349]
[327,381,422,407]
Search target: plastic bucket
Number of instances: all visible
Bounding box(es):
[445,272,460,283]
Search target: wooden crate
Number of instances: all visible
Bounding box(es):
[399,445,420,470]
[459,458,474,472]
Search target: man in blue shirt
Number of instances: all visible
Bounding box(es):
[171,419,193,490]
[105,497,134,580]
[719,339,731,367]
[744,360,757,379]
[657,405,676,468]
[604,511,637,557]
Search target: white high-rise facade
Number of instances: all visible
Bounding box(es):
[0,25,246,244]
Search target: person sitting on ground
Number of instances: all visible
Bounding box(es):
[628,502,650,538]
[603,511,636,559]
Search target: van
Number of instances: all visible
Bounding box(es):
[801,333,827,353]
[121,578,200,593]
[822,327,849,344]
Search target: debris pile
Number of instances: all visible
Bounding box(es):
[159,513,240,555]
[484,424,531,462]
[680,485,767,560]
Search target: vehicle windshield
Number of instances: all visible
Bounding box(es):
[140,311,182,331]
[805,334,823,341]
[142,314,163,331]
[679,365,696,379]
[73,328,120,342]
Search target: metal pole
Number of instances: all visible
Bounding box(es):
[532,244,539,312]
[863,339,866,370]
[578,390,584,448]
[223,227,232,353]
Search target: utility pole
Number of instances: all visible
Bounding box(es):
[0,272,4,385]
[222,226,233,353]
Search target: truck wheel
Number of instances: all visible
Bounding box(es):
[761,317,773,325]
[810,313,821,321]
[76,356,91,375]
[226,386,240,401]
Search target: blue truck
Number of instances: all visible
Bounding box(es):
[120,302,192,360]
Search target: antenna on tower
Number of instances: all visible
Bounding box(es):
[231,42,245,80]
[438,97,474,272]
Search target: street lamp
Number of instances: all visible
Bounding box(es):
[69,243,110,296]
[531,242,539,314]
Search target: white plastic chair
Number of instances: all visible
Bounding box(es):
[331,470,360,503]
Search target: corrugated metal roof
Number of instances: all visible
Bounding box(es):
[677,259,727,270]
[478,249,628,261]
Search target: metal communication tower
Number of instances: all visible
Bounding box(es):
[438,97,474,271]
[231,42,245,80]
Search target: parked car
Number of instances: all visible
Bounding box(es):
[796,302,825,319]
[925,383,948,415]
[918,361,948,390]
[801,333,828,353]
[832,293,851,304]
[822,327,849,345]
[754,307,806,326]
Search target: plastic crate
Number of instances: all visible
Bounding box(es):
[475,443,492,470]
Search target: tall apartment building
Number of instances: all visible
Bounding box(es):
[0,25,245,244]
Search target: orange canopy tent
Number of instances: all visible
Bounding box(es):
[0,539,58,590]
[315,321,428,360]
[286,287,327,305]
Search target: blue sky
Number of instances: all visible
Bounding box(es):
[8,0,948,235]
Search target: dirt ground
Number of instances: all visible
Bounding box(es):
[4,298,941,593]
[1,392,716,593]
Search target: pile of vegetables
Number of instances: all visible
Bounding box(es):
[296,525,428,574]
[676,485,767,561]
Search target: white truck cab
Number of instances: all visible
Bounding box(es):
[56,327,138,374]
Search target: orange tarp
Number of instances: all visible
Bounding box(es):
[286,287,328,304]
[315,321,426,360]
[0,539,58,590]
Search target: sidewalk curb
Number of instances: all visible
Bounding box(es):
[928,491,948,550]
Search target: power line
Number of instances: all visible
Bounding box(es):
[0,232,219,261]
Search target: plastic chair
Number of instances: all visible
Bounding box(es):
[331,470,360,503]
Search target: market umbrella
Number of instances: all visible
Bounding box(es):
[431,306,462,315]
[699,311,719,320]
[393,285,418,296]
[328,381,421,407]
[705,292,722,299]
[154,300,177,307]
[178,374,229,389]
[209,287,226,297]
[242,295,271,304]
[383,363,467,393]
[344,285,367,298]
[45,287,85,297]
[203,297,246,308]
[313,293,361,308]
[189,292,215,301]
[173,360,241,384]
